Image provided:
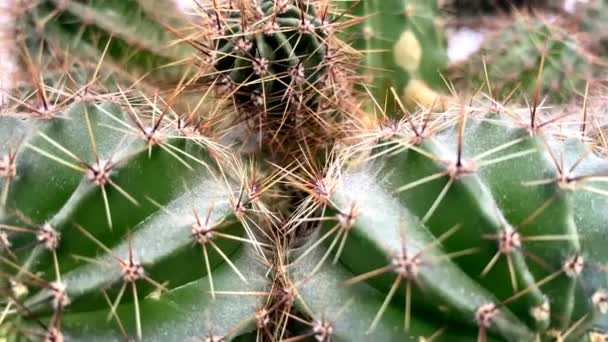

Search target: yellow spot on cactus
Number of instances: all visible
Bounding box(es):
[405,4,415,16]
[402,79,443,110]
[394,30,422,72]
[590,332,608,342]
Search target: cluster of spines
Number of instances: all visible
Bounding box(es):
[3,1,608,342]
[187,0,358,147]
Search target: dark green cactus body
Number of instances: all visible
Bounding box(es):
[213,0,327,100]
[204,0,344,138]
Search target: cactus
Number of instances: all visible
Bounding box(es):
[2,1,608,342]
[192,0,355,144]
[449,14,608,103]
[20,0,193,85]
[0,97,272,341]
[341,0,448,112]
[288,95,608,341]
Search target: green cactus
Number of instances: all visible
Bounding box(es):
[196,0,354,143]
[2,1,608,342]
[341,0,448,112]
[449,14,608,103]
[21,0,193,85]
[0,98,271,341]
[288,98,608,341]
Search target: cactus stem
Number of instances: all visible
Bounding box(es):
[339,223,475,333]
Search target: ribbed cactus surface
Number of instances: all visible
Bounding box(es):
[289,100,608,341]
[0,99,269,341]
[342,0,448,112]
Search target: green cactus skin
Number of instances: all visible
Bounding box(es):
[23,0,192,84]
[289,101,608,341]
[0,99,270,341]
[341,0,448,113]
[449,14,607,103]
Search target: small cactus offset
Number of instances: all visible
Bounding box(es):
[1,1,608,342]
[191,0,356,145]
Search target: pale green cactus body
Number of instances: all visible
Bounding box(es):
[2,1,608,342]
